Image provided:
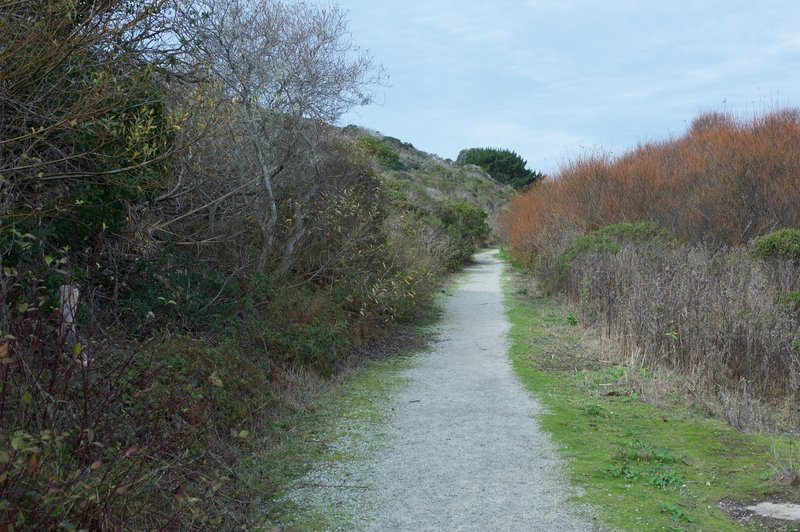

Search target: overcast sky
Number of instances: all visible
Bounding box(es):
[335,0,800,174]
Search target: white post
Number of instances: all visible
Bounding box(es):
[59,284,87,367]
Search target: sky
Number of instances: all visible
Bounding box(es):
[334,0,800,174]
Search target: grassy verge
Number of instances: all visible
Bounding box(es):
[236,282,455,529]
[503,270,800,531]
[246,352,415,529]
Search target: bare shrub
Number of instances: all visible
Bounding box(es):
[716,379,778,432]
[555,242,800,422]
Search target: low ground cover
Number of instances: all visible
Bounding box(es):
[504,270,800,531]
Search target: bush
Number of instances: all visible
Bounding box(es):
[356,135,403,170]
[115,250,239,334]
[0,260,265,529]
[437,201,491,267]
[557,222,670,278]
[220,277,351,376]
[377,213,453,317]
[752,228,800,261]
[2,66,174,253]
[500,109,800,256]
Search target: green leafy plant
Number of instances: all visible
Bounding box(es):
[437,201,491,267]
[660,502,696,523]
[608,440,684,490]
[356,135,403,170]
[556,221,670,277]
[753,228,800,261]
[582,403,606,417]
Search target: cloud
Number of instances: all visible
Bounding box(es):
[339,0,800,174]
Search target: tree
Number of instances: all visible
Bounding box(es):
[174,0,384,269]
[456,148,543,190]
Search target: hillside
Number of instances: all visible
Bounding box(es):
[343,126,515,232]
[1,116,512,529]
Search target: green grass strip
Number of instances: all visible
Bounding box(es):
[503,272,800,531]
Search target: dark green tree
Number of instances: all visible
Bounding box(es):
[456,147,543,189]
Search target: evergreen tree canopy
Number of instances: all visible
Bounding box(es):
[456,147,543,189]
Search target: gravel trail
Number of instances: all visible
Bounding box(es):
[284,250,595,530]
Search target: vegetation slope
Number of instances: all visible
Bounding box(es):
[501,109,800,431]
[0,1,512,529]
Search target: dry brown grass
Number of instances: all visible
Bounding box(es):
[537,243,799,430]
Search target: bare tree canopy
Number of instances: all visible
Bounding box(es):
[180,0,383,122]
[167,0,385,267]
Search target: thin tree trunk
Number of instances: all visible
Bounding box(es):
[277,179,320,274]
[277,202,305,274]
[254,140,278,269]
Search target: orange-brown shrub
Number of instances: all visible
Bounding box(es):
[501,109,800,257]
[501,109,800,425]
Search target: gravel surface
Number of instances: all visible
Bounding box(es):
[284,250,596,530]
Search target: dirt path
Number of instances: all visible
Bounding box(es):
[283,250,595,530]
